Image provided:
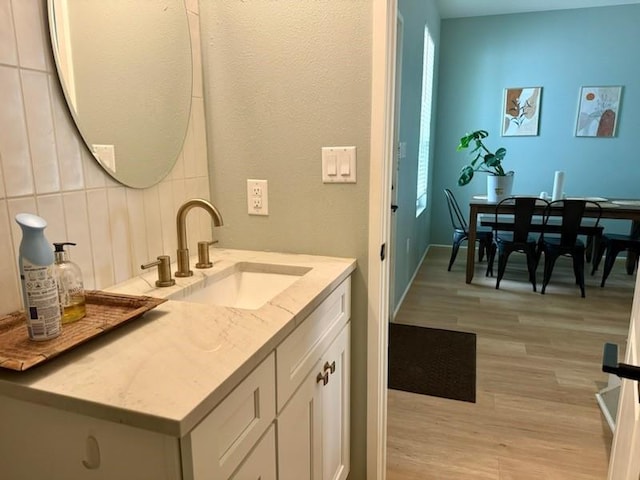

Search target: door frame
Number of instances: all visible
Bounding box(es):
[388,11,404,321]
[367,1,397,479]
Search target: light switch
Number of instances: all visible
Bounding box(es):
[327,154,338,176]
[339,152,351,176]
[322,146,356,183]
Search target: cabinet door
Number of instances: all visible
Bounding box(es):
[277,357,323,480]
[278,323,350,480]
[321,323,350,480]
[230,424,277,480]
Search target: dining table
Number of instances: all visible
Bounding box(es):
[465,197,640,284]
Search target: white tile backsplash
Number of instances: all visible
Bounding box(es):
[0,0,17,66]
[21,69,60,194]
[125,188,149,275]
[158,181,176,256]
[62,191,95,290]
[50,79,85,191]
[0,0,210,314]
[143,185,164,263]
[36,193,66,243]
[107,187,133,284]
[11,0,47,71]
[0,200,22,313]
[87,189,115,288]
[0,65,34,197]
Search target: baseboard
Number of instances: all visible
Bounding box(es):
[391,246,430,320]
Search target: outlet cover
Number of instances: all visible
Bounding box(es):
[247,179,268,215]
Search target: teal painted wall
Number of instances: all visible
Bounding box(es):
[431,5,640,246]
[393,0,440,309]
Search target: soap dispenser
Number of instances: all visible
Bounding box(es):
[53,242,86,324]
[15,213,61,341]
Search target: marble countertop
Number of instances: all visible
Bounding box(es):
[0,249,356,437]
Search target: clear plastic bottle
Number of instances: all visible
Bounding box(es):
[53,242,86,324]
[15,213,61,341]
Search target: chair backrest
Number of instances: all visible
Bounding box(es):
[444,188,468,233]
[494,196,540,243]
[542,199,602,246]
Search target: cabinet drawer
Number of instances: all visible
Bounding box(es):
[182,352,276,480]
[276,277,351,412]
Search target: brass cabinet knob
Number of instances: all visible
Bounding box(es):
[323,361,336,374]
[316,371,329,386]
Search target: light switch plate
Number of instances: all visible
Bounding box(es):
[322,146,356,183]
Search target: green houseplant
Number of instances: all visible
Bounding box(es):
[456,129,508,186]
[456,129,514,202]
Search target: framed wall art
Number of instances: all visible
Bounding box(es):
[502,86,542,136]
[575,86,622,137]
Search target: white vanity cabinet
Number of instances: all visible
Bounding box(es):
[276,277,351,480]
[0,275,352,480]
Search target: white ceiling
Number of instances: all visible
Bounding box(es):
[436,0,640,19]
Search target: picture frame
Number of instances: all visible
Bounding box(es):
[575,86,622,137]
[502,87,542,136]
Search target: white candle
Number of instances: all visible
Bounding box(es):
[552,171,565,201]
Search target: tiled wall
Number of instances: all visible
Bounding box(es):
[0,0,212,315]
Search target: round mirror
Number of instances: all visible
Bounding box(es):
[48,0,192,188]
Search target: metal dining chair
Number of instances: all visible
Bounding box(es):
[538,199,602,297]
[486,196,542,291]
[443,188,493,271]
[591,232,640,287]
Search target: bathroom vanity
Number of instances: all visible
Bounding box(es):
[0,249,355,480]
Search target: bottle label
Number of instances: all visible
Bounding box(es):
[21,261,61,340]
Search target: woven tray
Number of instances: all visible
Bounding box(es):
[0,290,166,371]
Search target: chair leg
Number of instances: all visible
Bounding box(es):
[601,246,624,287]
[448,244,460,271]
[585,235,593,263]
[495,249,510,290]
[572,253,586,297]
[541,253,558,295]
[486,242,496,277]
[476,238,484,263]
[591,239,607,275]
[525,246,538,292]
[448,232,467,271]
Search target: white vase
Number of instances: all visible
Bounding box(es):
[487,172,514,203]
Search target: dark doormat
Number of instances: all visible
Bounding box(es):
[388,323,477,403]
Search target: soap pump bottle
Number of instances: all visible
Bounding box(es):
[15,213,61,341]
[53,242,86,324]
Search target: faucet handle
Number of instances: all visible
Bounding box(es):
[195,240,218,269]
[141,255,176,287]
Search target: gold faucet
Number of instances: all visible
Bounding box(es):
[175,199,223,277]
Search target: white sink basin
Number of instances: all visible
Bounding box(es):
[181,262,311,310]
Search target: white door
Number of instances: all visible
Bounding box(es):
[608,270,640,479]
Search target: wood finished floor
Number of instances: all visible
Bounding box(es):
[386,246,634,480]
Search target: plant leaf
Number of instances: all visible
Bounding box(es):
[458,166,474,186]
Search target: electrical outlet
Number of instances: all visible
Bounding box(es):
[247,179,268,215]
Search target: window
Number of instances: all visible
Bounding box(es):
[416,27,435,217]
